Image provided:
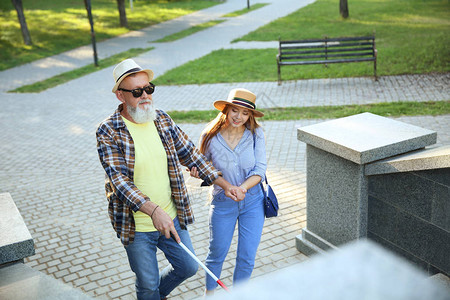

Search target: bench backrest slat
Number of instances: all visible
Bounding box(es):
[281,52,376,61]
[281,41,374,51]
[282,47,374,55]
[279,36,374,45]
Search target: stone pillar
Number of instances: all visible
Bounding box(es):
[296,113,437,255]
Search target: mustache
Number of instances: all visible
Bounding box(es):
[139,100,152,105]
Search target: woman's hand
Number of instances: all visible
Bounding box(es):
[226,185,247,202]
[234,186,247,201]
[186,166,200,179]
[213,177,246,201]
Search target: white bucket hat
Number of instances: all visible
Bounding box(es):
[112,59,154,92]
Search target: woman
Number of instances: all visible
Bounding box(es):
[190,88,267,294]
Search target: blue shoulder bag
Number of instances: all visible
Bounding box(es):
[260,177,279,218]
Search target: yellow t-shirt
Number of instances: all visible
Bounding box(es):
[123,117,177,232]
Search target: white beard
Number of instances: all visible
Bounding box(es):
[127,100,157,123]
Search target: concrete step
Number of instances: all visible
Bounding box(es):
[0,263,94,300]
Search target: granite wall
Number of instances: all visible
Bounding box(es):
[367,168,450,276]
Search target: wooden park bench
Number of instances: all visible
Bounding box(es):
[276,35,377,85]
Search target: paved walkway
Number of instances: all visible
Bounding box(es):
[0,0,449,299]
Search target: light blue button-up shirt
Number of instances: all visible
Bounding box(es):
[203,127,267,196]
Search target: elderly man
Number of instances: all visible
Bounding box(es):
[96,59,244,300]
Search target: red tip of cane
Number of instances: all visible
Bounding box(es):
[217,279,230,292]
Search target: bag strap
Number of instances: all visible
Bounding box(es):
[253,131,268,186]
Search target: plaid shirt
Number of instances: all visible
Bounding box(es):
[96,105,220,245]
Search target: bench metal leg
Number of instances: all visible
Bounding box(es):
[277,63,282,85]
[374,59,378,81]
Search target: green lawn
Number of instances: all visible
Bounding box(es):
[153,0,450,85]
[222,3,268,17]
[3,0,449,114]
[0,0,219,70]
[168,101,450,123]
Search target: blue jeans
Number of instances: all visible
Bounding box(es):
[125,218,198,300]
[205,186,265,290]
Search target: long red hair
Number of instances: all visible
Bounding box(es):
[199,105,260,154]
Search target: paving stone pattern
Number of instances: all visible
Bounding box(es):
[1,110,448,299]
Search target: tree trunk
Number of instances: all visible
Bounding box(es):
[116,0,128,28]
[340,0,349,19]
[84,0,98,66]
[11,0,32,45]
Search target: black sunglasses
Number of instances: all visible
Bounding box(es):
[119,82,155,98]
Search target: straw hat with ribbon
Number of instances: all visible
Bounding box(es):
[112,59,154,93]
[213,88,264,117]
